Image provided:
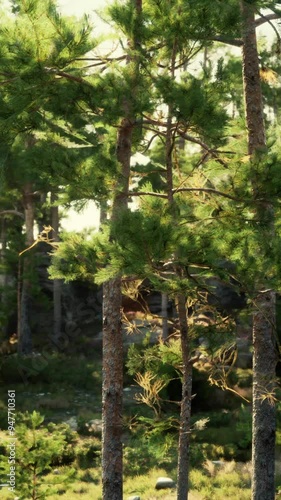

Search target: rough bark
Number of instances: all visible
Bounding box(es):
[102,117,133,500]
[102,2,141,497]
[241,3,265,153]
[102,277,124,500]
[252,290,277,500]
[241,3,278,499]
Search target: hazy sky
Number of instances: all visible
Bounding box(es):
[59,0,106,16]
[58,0,111,37]
[58,1,108,230]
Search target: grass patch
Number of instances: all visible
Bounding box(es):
[190,461,251,499]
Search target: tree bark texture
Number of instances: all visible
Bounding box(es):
[241,3,278,499]
[102,0,140,489]
[102,277,124,500]
[252,290,277,500]
[102,117,133,500]
[176,294,192,500]
[241,4,265,153]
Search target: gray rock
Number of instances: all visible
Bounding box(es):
[85,418,102,434]
[127,496,141,500]
[155,477,176,490]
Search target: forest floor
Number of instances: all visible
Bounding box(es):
[0,350,279,499]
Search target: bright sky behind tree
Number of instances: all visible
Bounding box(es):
[59,0,105,17]
[58,1,109,230]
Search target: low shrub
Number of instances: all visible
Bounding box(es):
[75,437,101,469]
[0,354,102,391]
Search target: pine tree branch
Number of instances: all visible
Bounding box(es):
[254,12,280,28]
[171,187,242,201]
[44,67,92,86]
[141,133,161,153]
[255,10,281,44]
[128,190,167,198]
[0,210,24,219]
[209,36,243,47]
[69,56,126,63]
[141,118,230,167]
[128,188,241,202]
[177,130,229,168]
[209,12,280,47]
[141,115,171,127]
[128,187,259,203]
[0,78,17,85]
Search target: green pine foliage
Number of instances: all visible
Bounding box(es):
[0,411,76,499]
[154,73,228,141]
[48,231,98,283]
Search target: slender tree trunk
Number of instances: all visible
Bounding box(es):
[176,293,192,500]
[37,193,47,233]
[0,218,10,337]
[51,192,62,341]
[18,182,34,354]
[241,3,278,499]
[161,292,169,341]
[164,40,193,500]
[99,201,108,226]
[0,218,8,302]
[102,118,133,500]
[102,3,142,498]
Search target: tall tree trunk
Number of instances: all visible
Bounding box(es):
[102,274,124,500]
[51,192,62,342]
[102,119,133,500]
[241,3,278,499]
[164,44,192,494]
[102,2,142,499]
[18,182,34,354]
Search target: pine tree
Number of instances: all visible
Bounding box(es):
[0,0,102,351]
[101,2,144,498]
[94,4,234,499]
[240,2,279,499]
[46,3,281,499]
